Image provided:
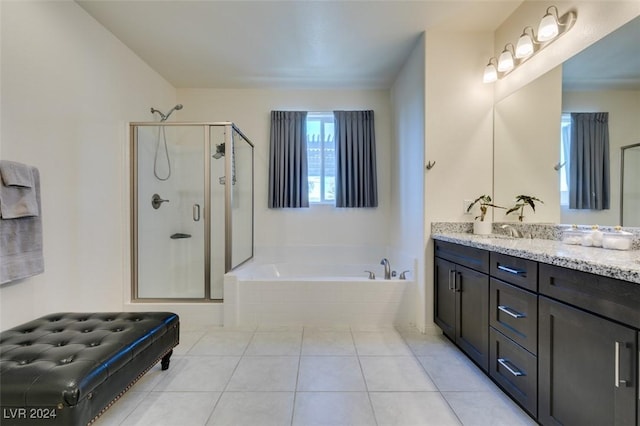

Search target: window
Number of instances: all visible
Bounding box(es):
[560,113,571,206]
[306,112,335,203]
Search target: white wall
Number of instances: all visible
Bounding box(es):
[561,89,640,225]
[176,88,393,253]
[423,30,495,330]
[0,1,176,329]
[390,34,426,330]
[494,66,562,223]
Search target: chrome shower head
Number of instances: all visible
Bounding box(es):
[164,104,183,121]
[150,104,184,122]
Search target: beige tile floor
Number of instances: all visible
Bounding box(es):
[93,326,537,426]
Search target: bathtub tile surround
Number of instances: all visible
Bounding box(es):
[224,246,417,328]
[93,326,535,426]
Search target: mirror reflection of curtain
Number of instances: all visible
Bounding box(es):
[569,112,610,210]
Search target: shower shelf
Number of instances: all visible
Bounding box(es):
[170,233,192,239]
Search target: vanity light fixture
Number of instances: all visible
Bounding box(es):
[483,58,498,83]
[497,44,516,72]
[483,5,576,83]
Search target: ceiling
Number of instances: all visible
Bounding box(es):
[76,0,521,89]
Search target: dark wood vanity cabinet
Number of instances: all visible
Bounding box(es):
[539,296,637,426]
[433,239,640,425]
[434,241,489,371]
[538,263,639,426]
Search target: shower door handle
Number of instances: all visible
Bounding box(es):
[193,204,201,222]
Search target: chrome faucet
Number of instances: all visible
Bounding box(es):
[501,224,523,238]
[380,258,391,280]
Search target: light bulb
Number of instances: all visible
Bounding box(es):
[515,33,534,58]
[483,62,497,83]
[497,49,514,72]
[538,11,559,41]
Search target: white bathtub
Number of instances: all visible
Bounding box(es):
[224,261,415,328]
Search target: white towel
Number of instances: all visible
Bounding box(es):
[0,165,44,284]
[0,161,39,218]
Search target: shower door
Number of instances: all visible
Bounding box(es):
[132,122,253,302]
[132,124,208,300]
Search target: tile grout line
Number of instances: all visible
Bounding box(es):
[203,329,256,425]
[397,327,466,426]
[290,326,306,426]
[351,326,380,426]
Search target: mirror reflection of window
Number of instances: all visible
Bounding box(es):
[560,113,571,206]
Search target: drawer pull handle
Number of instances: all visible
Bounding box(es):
[498,305,526,319]
[497,265,526,276]
[615,341,629,388]
[498,358,525,377]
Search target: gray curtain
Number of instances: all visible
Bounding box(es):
[268,111,309,208]
[334,110,378,208]
[569,112,610,210]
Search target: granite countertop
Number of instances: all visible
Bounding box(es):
[432,232,640,284]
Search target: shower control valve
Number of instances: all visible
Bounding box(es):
[151,194,170,209]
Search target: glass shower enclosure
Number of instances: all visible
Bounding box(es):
[621,143,640,227]
[130,122,253,301]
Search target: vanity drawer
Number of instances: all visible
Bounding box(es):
[490,278,537,355]
[539,263,640,329]
[490,252,537,292]
[434,240,489,273]
[489,328,537,417]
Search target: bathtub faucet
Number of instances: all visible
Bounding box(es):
[380,258,391,280]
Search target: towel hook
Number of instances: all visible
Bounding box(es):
[425,161,436,170]
[554,162,566,171]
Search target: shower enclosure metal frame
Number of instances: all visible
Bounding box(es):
[620,142,640,227]
[130,122,254,302]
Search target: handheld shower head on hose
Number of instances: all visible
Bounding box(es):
[150,104,183,122]
[165,104,183,120]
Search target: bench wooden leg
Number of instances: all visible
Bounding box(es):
[161,350,173,371]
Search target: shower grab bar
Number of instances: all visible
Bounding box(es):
[193,204,201,221]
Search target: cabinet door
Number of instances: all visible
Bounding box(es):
[539,296,637,426]
[456,264,489,372]
[434,257,456,339]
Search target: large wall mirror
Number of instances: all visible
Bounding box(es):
[494,15,640,226]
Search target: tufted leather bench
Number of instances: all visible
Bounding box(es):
[0,312,179,425]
